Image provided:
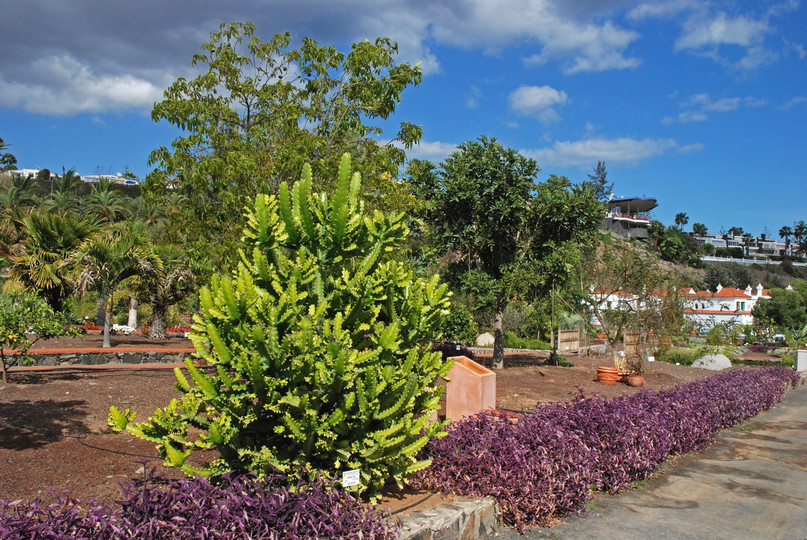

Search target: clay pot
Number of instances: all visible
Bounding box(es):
[627,375,645,387]
[597,366,619,385]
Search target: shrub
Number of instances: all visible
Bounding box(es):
[654,346,709,366]
[503,331,551,350]
[413,367,799,531]
[438,304,478,345]
[110,154,452,496]
[0,469,397,539]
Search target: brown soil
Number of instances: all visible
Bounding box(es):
[0,340,782,515]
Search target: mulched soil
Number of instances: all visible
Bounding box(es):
[0,336,785,514]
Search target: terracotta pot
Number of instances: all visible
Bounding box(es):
[627,375,645,387]
[597,366,619,385]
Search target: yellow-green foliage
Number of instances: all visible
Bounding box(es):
[110,154,452,495]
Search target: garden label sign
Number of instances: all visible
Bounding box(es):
[342,469,360,488]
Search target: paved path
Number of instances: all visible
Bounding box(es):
[489,386,807,540]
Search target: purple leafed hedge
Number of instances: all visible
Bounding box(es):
[0,469,397,539]
[413,367,800,530]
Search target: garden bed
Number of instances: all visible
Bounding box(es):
[0,343,792,530]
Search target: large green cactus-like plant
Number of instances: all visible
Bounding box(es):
[110,154,452,495]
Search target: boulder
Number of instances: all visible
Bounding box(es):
[692,353,732,371]
[476,332,495,347]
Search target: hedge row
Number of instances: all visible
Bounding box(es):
[413,366,801,531]
[0,469,396,539]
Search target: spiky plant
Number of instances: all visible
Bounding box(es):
[111,154,452,496]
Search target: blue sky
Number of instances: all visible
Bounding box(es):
[1,0,805,238]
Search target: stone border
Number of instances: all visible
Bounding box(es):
[17,350,195,368]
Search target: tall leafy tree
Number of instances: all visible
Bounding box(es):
[587,160,613,202]
[0,137,17,170]
[144,21,423,268]
[577,240,688,369]
[414,137,602,368]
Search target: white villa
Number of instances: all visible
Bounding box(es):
[590,283,771,331]
[678,284,770,329]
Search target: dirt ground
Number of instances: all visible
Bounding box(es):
[0,335,782,514]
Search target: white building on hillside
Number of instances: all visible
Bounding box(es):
[678,283,770,329]
[589,283,771,331]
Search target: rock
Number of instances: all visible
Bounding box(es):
[580,344,609,356]
[692,353,732,371]
[476,332,495,347]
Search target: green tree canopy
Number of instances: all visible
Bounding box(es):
[752,288,807,331]
[411,136,603,368]
[144,21,423,268]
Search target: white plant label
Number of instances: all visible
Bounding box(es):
[342,469,360,487]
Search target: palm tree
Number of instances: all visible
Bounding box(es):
[130,197,167,228]
[795,221,807,255]
[74,223,160,347]
[132,244,195,339]
[0,175,39,211]
[85,189,129,223]
[742,233,753,257]
[9,212,101,312]
[41,191,82,214]
[52,167,82,194]
[674,212,688,231]
[692,223,707,237]
[727,226,744,237]
[779,226,793,255]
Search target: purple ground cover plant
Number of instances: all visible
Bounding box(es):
[0,468,398,539]
[413,367,800,531]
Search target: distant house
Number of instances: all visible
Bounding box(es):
[601,196,657,239]
[678,283,770,329]
[588,283,771,331]
[692,233,797,258]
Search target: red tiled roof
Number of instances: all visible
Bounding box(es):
[685,309,753,315]
[713,287,751,298]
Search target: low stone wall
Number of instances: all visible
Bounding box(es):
[23,350,194,367]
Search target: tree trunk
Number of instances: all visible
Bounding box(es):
[103,292,113,348]
[95,286,108,327]
[149,305,167,340]
[1,351,7,384]
[128,297,138,328]
[492,303,505,370]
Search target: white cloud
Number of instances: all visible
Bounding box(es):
[404,140,460,162]
[524,136,695,167]
[676,13,769,51]
[627,0,699,21]
[465,86,482,109]
[425,0,641,74]
[508,85,568,124]
[0,55,163,115]
[662,93,768,123]
[661,111,708,124]
[781,96,807,110]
